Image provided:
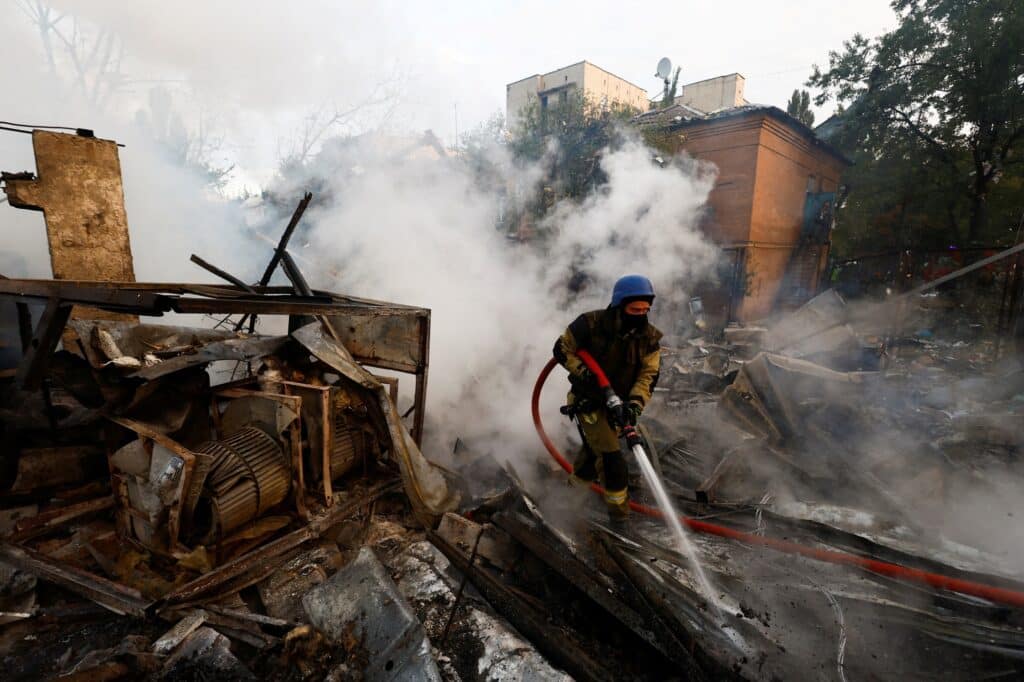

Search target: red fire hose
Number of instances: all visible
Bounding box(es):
[533,356,1024,609]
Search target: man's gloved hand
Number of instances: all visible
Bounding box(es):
[627,401,643,425]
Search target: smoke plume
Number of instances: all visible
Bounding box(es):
[297,133,719,461]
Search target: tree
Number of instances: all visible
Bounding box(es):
[508,90,635,202]
[17,0,126,110]
[786,89,815,127]
[457,113,509,194]
[134,87,235,191]
[277,77,403,170]
[19,2,237,190]
[809,0,1024,243]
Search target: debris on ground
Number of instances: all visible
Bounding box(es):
[3,136,1024,680]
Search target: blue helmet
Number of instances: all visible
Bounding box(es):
[610,275,655,307]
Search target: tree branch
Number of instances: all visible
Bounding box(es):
[16,0,39,23]
[998,124,1024,163]
[890,60,955,73]
[886,106,954,165]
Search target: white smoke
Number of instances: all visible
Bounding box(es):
[0,5,721,473]
[0,10,257,285]
[299,133,719,462]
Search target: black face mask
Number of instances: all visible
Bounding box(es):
[620,309,648,332]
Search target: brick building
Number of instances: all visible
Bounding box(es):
[641,104,850,322]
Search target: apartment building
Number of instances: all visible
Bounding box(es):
[506,61,648,128]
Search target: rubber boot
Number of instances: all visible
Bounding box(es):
[604,487,631,533]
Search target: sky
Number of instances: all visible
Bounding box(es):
[2,0,899,190]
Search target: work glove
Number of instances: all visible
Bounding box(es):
[627,401,643,425]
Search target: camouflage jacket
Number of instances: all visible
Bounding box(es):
[553,308,662,408]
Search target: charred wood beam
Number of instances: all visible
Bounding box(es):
[237,192,313,333]
[15,301,32,351]
[0,281,168,313]
[189,254,258,293]
[163,550,308,615]
[9,495,115,543]
[15,297,71,390]
[188,254,257,328]
[696,451,737,504]
[280,250,313,297]
[412,315,430,445]
[0,481,109,509]
[597,535,718,681]
[428,528,614,682]
[494,511,697,672]
[257,193,313,291]
[278,252,346,344]
[172,298,414,317]
[34,602,111,623]
[0,543,150,617]
[0,279,424,318]
[202,604,298,629]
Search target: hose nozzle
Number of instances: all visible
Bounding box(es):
[603,388,628,429]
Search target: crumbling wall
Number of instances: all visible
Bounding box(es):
[3,130,136,327]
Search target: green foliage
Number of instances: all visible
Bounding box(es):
[457,113,508,194]
[507,90,637,201]
[785,89,815,127]
[809,0,1024,249]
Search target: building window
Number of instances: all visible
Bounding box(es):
[806,175,816,193]
[541,95,549,109]
[559,90,567,105]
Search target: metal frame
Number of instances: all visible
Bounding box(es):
[277,379,358,507]
[211,376,376,509]
[211,385,307,520]
[0,278,431,444]
[105,416,201,555]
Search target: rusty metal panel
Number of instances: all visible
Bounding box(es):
[326,310,428,373]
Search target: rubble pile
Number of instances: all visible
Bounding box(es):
[2,268,1023,681]
[636,289,1024,677]
[0,274,458,678]
[2,128,1023,678]
[1,271,625,680]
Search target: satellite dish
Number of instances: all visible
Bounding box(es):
[656,57,672,80]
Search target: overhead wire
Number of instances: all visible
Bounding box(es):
[0,122,123,146]
[0,125,34,136]
[0,120,81,131]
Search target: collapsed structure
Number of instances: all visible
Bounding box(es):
[2,129,1024,680]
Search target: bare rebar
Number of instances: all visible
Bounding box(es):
[439,525,485,647]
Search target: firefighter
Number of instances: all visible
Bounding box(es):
[553,275,662,521]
